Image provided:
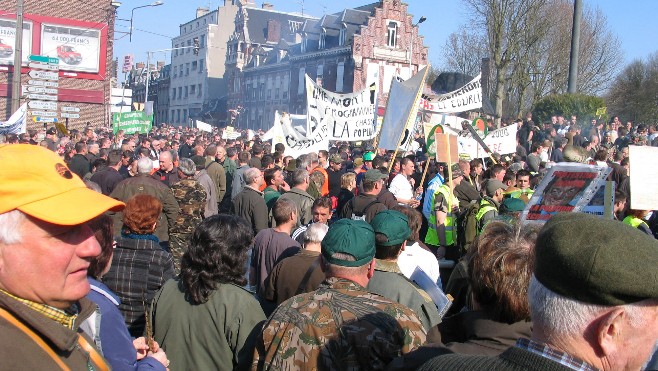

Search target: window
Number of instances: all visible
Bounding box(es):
[172,88,176,100]
[171,110,175,122]
[319,28,326,49]
[184,86,188,98]
[186,40,191,53]
[183,109,187,122]
[339,26,346,46]
[173,66,177,77]
[174,44,179,56]
[301,35,306,53]
[192,61,197,70]
[336,62,345,92]
[267,89,271,99]
[298,67,305,95]
[198,84,202,96]
[275,87,280,99]
[178,87,182,98]
[190,84,196,95]
[185,63,190,75]
[387,21,398,47]
[259,83,265,100]
[200,34,205,48]
[199,59,204,72]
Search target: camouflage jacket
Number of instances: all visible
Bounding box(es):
[252,277,426,370]
[170,179,206,235]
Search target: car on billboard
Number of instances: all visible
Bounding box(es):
[0,38,13,58]
[57,45,82,65]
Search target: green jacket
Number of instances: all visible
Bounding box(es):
[367,260,443,333]
[152,279,266,371]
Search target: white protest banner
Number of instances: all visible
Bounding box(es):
[378,67,428,150]
[629,146,658,210]
[305,75,376,141]
[420,74,482,113]
[270,111,329,158]
[222,126,241,140]
[483,125,518,156]
[0,103,27,134]
[196,120,212,132]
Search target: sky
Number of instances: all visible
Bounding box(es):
[113,0,658,75]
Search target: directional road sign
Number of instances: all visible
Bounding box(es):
[29,110,58,117]
[27,93,57,101]
[29,55,59,64]
[61,106,80,113]
[61,113,80,119]
[32,117,59,123]
[28,101,57,110]
[27,80,59,88]
[28,70,59,80]
[24,86,58,95]
[29,62,59,71]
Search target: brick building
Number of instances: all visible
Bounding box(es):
[0,0,118,131]
[227,0,428,130]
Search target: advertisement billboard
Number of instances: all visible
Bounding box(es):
[0,18,32,66]
[40,24,100,73]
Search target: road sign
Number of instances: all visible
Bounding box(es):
[27,80,59,88]
[122,55,134,73]
[29,55,59,64]
[28,100,57,110]
[61,106,80,113]
[29,62,59,71]
[24,86,58,95]
[32,117,59,123]
[27,93,57,101]
[61,112,80,119]
[28,70,59,80]
[29,110,58,117]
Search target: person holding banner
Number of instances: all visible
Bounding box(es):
[389,158,422,207]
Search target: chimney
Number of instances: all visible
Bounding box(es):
[196,7,210,18]
[136,62,145,69]
[262,3,274,10]
[266,19,281,43]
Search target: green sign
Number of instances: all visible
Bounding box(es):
[426,124,444,156]
[112,111,153,134]
[28,55,59,64]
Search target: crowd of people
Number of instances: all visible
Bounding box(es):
[1,112,657,370]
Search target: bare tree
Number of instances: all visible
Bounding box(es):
[441,26,487,77]
[607,52,658,123]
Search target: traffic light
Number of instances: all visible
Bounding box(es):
[193,37,200,55]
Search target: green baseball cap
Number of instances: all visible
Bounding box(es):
[535,212,658,306]
[364,169,388,182]
[370,210,411,246]
[321,219,375,267]
[363,151,376,161]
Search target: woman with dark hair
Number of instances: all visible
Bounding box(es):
[103,194,175,338]
[84,214,169,371]
[151,215,266,371]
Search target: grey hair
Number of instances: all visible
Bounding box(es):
[322,252,370,277]
[297,154,310,170]
[528,276,656,341]
[244,167,261,185]
[291,169,309,187]
[307,152,319,166]
[178,158,196,176]
[136,157,153,174]
[0,210,25,245]
[304,222,329,244]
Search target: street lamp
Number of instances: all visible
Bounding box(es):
[409,16,426,73]
[130,1,163,42]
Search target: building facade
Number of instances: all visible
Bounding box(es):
[227,0,428,130]
[168,0,239,127]
[0,0,117,130]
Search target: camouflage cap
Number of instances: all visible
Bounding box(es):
[370,210,411,247]
[321,219,375,267]
[329,154,343,164]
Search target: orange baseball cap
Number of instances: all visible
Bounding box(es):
[0,144,125,225]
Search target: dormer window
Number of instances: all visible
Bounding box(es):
[319,28,326,49]
[339,25,346,46]
[301,34,307,53]
[387,21,398,48]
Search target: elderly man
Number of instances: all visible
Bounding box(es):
[0,145,163,369]
[253,219,427,369]
[419,213,658,371]
[110,157,180,247]
[279,169,315,228]
[231,167,268,235]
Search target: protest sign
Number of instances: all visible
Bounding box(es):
[629,145,658,210]
[0,103,26,135]
[522,163,611,223]
[112,111,152,134]
[221,126,241,140]
[420,74,482,113]
[269,111,329,158]
[434,133,459,164]
[305,75,376,141]
[196,120,212,132]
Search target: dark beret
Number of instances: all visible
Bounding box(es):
[535,213,658,306]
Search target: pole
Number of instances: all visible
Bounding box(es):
[10,0,24,113]
[144,51,150,108]
[567,0,582,94]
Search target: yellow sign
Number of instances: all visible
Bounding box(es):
[55,122,69,136]
[596,107,607,116]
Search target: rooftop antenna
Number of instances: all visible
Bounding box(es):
[296,0,305,16]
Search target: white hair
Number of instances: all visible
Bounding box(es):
[244,168,261,185]
[304,222,329,244]
[529,275,656,341]
[0,210,25,245]
[136,157,153,174]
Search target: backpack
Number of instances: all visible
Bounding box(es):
[350,199,379,221]
[456,199,481,252]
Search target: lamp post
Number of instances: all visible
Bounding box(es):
[130,1,163,42]
[409,16,426,74]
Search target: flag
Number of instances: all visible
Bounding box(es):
[377,67,429,150]
[0,103,27,135]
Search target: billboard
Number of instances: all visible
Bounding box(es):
[40,24,100,73]
[0,18,32,66]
